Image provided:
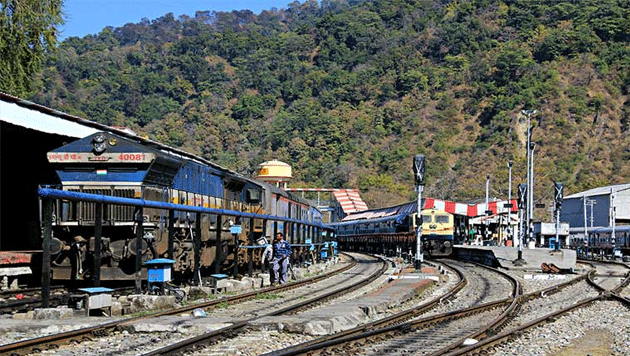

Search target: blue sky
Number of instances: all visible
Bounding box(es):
[60,0,295,39]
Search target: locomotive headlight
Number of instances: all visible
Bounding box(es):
[108,138,118,146]
[93,134,107,154]
[93,134,106,143]
[93,142,106,154]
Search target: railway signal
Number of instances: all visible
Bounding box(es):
[515,183,528,265]
[553,181,563,251]
[413,154,426,270]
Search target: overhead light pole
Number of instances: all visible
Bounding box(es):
[553,180,563,251]
[529,142,536,245]
[521,109,537,247]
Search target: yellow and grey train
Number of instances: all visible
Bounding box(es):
[332,201,454,257]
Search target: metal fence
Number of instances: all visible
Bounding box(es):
[38,187,333,307]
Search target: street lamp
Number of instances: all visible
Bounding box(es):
[521,109,537,247]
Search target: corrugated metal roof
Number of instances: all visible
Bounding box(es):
[342,201,415,221]
[565,183,630,199]
[332,189,368,215]
[341,197,518,221]
[0,95,98,138]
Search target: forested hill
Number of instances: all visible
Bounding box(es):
[32,0,630,211]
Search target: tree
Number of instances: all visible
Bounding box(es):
[0,0,63,96]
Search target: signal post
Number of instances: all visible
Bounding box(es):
[413,154,426,270]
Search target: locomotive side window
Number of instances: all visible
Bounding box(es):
[246,188,261,203]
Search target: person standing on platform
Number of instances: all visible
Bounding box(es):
[272,232,292,285]
[259,237,274,284]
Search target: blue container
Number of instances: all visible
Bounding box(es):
[321,242,329,259]
[145,258,175,283]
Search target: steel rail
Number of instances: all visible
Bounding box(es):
[261,260,468,356]
[141,255,389,355]
[443,269,617,356]
[264,260,521,356]
[0,255,358,356]
[443,294,606,356]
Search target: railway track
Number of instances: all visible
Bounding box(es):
[10,257,630,355]
[253,259,518,356]
[0,253,383,356]
[444,260,630,355]
[260,259,624,356]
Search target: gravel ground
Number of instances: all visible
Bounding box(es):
[491,300,630,356]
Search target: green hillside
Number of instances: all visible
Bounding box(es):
[30,0,630,216]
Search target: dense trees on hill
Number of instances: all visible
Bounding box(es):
[27,0,630,213]
[0,0,63,96]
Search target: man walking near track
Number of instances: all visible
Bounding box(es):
[272,232,292,285]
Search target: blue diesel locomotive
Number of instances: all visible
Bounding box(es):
[45,131,321,281]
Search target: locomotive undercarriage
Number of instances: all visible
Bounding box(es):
[423,239,453,257]
[49,184,266,282]
[49,216,261,282]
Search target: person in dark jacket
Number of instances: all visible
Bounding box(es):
[272,232,292,285]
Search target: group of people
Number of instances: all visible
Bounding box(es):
[261,232,292,285]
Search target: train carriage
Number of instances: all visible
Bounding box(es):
[569,226,630,260]
[331,201,454,258]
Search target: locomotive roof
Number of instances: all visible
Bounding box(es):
[51,130,249,178]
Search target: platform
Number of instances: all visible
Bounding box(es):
[454,245,576,271]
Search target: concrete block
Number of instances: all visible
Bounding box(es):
[131,322,177,333]
[12,312,33,320]
[111,301,123,316]
[128,295,175,313]
[303,320,332,335]
[188,286,213,298]
[33,307,74,319]
[226,279,248,292]
[259,273,271,286]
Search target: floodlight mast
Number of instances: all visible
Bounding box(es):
[521,109,537,248]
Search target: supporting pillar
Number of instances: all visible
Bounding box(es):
[93,202,103,287]
[194,213,202,285]
[215,214,222,274]
[134,207,144,293]
[41,198,53,308]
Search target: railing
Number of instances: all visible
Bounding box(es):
[38,187,333,307]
